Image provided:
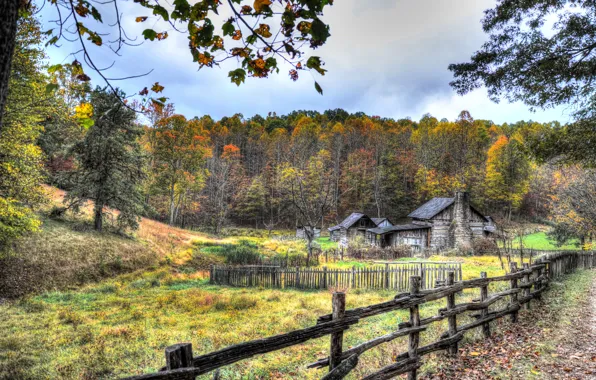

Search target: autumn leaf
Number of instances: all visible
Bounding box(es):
[135,16,148,22]
[253,0,271,13]
[139,87,149,96]
[256,24,272,38]
[232,30,242,41]
[151,82,165,93]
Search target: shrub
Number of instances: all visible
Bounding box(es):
[472,238,498,255]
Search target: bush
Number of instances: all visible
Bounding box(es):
[472,238,498,255]
[347,245,412,260]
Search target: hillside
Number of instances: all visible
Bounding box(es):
[0,186,212,298]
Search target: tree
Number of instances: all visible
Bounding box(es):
[236,175,267,228]
[151,114,210,226]
[0,14,49,250]
[549,166,596,249]
[485,134,531,220]
[0,0,335,134]
[202,144,245,234]
[449,0,596,165]
[65,88,146,231]
[282,149,332,262]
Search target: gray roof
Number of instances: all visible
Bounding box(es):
[371,217,391,226]
[328,212,370,232]
[367,223,431,235]
[339,212,366,228]
[408,198,454,220]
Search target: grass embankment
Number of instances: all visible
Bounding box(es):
[0,186,214,298]
[509,231,579,250]
[1,255,523,379]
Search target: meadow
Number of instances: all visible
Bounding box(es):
[1,186,585,379]
[509,231,580,250]
[0,251,524,380]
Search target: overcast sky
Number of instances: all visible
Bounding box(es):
[41,0,572,124]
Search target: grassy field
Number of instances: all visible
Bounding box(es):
[3,186,586,379]
[0,254,521,380]
[510,232,579,250]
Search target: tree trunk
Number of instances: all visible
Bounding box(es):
[0,0,20,134]
[168,185,176,226]
[94,204,103,232]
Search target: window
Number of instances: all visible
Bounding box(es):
[360,219,366,227]
[403,237,422,246]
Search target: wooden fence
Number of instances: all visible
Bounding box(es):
[210,262,463,291]
[125,251,595,380]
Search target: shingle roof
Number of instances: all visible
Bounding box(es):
[367,224,431,235]
[371,217,391,226]
[408,198,454,220]
[328,225,341,232]
[339,212,366,228]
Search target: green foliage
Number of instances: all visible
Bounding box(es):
[39,0,334,96]
[65,88,147,232]
[450,0,596,165]
[0,14,49,250]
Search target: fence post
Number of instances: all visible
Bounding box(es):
[446,271,458,356]
[522,263,531,310]
[323,266,328,289]
[407,276,421,380]
[385,263,390,289]
[479,271,490,338]
[165,343,193,371]
[329,292,346,371]
[351,266,356,288]
[509,262,519,323]
[419,263,425,289]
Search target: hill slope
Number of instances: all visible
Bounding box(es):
[0,186,211,298]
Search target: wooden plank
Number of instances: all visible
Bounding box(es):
[479,272,490,338]
[446,271,458,356]
[124,317,359,379]
[361,358,421,380]
[321,354,359,380]
[329,292,346,371]
[307,326,428,369]
[407,276,421,380]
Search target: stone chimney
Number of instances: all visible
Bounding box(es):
[449,191,473,248]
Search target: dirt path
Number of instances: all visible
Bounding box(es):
[421,270,596,379]
[536,275,596,379]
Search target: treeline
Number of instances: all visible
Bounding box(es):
[47,102,559,231]
[3,14,594,250]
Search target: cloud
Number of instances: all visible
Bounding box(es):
[41,0,567,123]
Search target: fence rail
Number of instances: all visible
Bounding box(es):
[210,262,463,291]
[126,251,595,380]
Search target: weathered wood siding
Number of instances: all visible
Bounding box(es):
[424,204,492,249]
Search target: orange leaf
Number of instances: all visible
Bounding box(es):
[253,0,271,13]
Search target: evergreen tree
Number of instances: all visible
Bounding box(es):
[66,88,146,232]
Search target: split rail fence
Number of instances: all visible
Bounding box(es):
[210,262,463,291]
[126,251,595,380]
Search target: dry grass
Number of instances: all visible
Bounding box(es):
[0,255,537,379]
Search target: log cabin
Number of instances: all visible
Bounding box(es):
[367,191,495,250]
[328,213,393,246]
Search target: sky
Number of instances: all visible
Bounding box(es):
[41,0,573,124]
